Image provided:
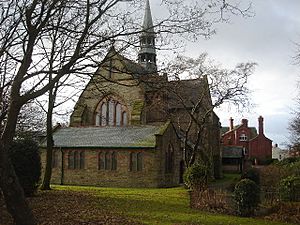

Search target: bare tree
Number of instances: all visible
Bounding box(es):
[0,0,253,224]
[165,54,255,176]
[288,39,300,153]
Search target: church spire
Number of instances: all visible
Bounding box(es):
[138,0,157,71]
[142,0,154,33]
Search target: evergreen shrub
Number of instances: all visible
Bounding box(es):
[9,138,41,196]
[183,163,208,189]
[279,175,300,202]
[233,178,260,217]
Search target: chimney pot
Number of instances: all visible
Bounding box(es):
[258,116,264,135]
[229,117,234,130]
[241,119,248,127]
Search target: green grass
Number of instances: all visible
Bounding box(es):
[53,185,289,225]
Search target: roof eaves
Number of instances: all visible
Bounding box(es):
[54,145,156,149]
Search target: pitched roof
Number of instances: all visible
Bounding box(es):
[168,78,210,109]
[223,146,244,158]
[104,46,148,75]
[41,124,169,148]
[221,126,258,139]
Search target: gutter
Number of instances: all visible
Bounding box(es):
[54,146,155,149]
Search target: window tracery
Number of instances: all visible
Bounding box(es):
[95,97,128,126]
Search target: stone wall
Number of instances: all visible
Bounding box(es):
[40,123,182,188]
[155,122,182,187]
[70,52,145,127]
[41,147,162,187]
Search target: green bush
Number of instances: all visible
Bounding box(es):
[275,157,300,166]
[183,163,208,189]
[9,138,41,197]
[241,168,260,185]
[233,179,260,217]
[279,175,300,202]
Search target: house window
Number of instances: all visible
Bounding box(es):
[99,151,117,171]
[239,133,247,141]
[95,97,128,126]
[52,150,59,168]
[68,151,85,169]
[165,145,174,173]
[130,152,143,172]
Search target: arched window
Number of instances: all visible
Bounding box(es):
[130,152,143,172]
[122,111,127,126]
[98,152,105,170]
[115,103,122,126]
[105,152,111,170]
[95,97,128,127]
[101,102,107,126]
[130,152,136,171]
[68,151,74,169]
[74,151,79,169]
[165,145,174,173]
[68,151,85,170]
[137,152,143,171]
[79,151,85,169]
[111,152,117,171]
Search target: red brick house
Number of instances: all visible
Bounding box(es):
[221,116,272,166]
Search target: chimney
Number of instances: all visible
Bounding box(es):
[241,119,248,127]
[229,117,234,130]
[258,116,264,135]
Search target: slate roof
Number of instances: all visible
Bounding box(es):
[221,126,258,139]
[104,46,149,76]
[223,146,244,158]
[168,78,210,109]
[41,125,167,148]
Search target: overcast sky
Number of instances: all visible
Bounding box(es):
[57,1,299,148]
[151,0,300,148]
[191,0,300,148]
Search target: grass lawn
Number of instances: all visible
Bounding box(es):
[52,185,291,225]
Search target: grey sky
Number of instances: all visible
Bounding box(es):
[56,0,299,148]
[177,0,300,147]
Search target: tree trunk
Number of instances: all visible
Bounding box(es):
[0,101,36,225]
[40,87,55,190]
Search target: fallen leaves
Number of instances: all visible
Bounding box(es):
[0,190,143,225]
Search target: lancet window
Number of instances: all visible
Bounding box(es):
[95,97,128,126]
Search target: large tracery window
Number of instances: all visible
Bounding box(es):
[95,98,128,126]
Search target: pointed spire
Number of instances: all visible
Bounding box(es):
[142,0,154,34]
[138,0,157,71]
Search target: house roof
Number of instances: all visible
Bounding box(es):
[41,123,169,148]
[222,146,244,158]
[221,126,258,139]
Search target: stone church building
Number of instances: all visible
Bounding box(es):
[41,0,221,187]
